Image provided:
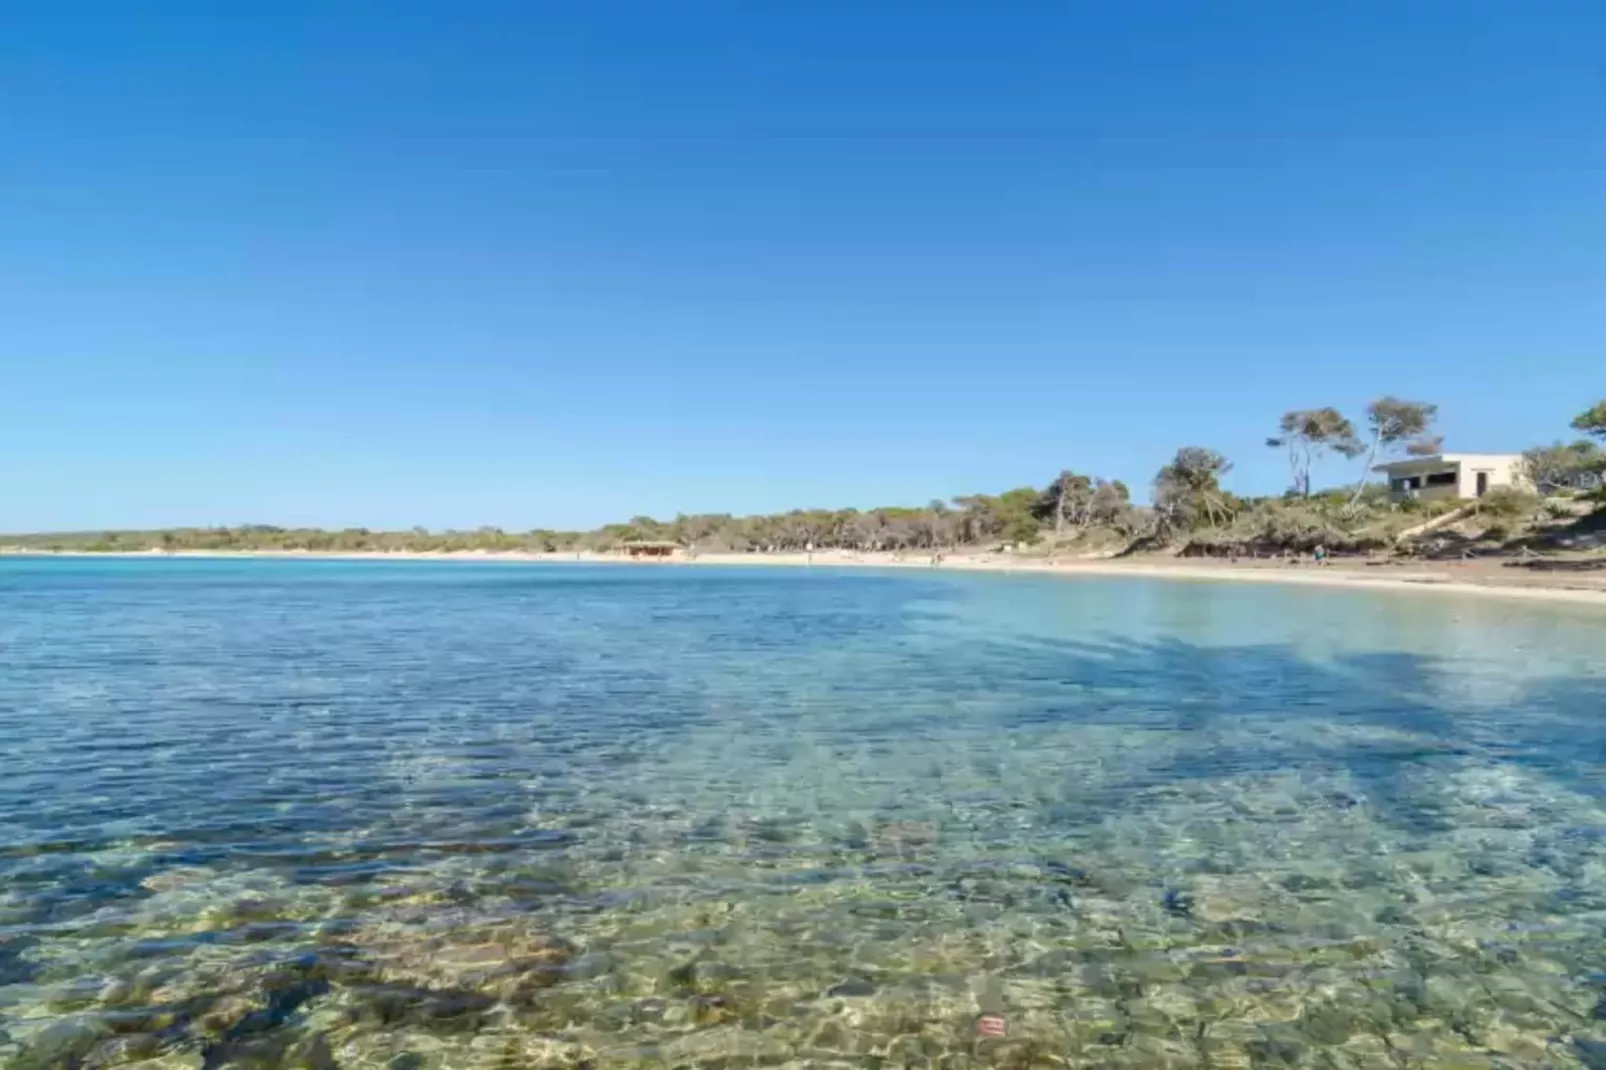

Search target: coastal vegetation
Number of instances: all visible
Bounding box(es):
[6,398,1602,560]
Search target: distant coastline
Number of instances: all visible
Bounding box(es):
[6,396,1602,583]
[7,546,1605,606]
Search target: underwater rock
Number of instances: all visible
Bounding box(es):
[1162,888,1195,917]
[690,991,743,1025]
[0,937,39,986]
[1374,904,1415,926]
[200,1028,338,1070]
[1465,854,1519,878]
[1001,977,1062,1013]
[492,1035,598,1068]
[871,821,939,854]
[665,957,700,992]
[139,867,217,894]
[96,977,144,1007]
[178,1025,291,1070]
[296,1035,340,1070]
[345,983,497,1033]
[630,997,670,1024]
[664,955,744,994]
[1247,1023,1309,1066]
[562,949,619,982]
[806,1017,851,1052]
[739,815,799,845]
[1169,875,1289,929]
[1041,859,1096,887]
[95,1057,202,1070]
[1025,949,1076,976]
[1125,956,1188,987]
[1197,1019,1256,1069]
[661,1024,794,1065]
[1061,996,1127,1049]
[1575,1035,1606,1070]
[1477,1019,1550,1061]
[351,914,574,1005]
[1327,790,1366,810]
[946,871,1071,912]
[10,1017,113,1070]
[1279,872,1334,893]
[1298,1002,1360,1045]
[189,958,336,1045]
[196,992,260,1037]
[82,1032,168,1068]
[825,978,878,998]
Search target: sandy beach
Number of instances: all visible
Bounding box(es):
[693,549,1606,604]
[12,545,1606,606]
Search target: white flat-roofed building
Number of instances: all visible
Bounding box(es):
[1374,453,1528,501]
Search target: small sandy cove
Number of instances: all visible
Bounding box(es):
[29,547,1606,606]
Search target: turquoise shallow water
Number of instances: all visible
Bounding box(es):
[3,558,1606,1069]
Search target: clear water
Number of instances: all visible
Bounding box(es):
[3,558,1606,1070]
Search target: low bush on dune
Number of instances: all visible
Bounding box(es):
[1476,487,1541,521]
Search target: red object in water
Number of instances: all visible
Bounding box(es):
[977,1014,1007,1038]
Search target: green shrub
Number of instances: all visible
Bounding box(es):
[1005,517,1041,546]
[1477,487,1539,520]
[1482,521,1512,542]
[1396,496,1461,516]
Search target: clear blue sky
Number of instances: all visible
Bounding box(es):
[3,2,1603,531]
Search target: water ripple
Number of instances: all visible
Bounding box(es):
[1,558,1605,1068]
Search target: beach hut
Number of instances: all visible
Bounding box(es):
[619,540,679,559]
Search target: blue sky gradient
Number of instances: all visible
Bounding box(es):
[3,2,1603,530]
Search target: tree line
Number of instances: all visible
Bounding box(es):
[6,398,1601,556]
[1525,399,1606,493]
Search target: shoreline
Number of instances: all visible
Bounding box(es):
[6,546,1606,605]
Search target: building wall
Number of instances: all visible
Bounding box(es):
[1385,455,1529,501]
[1455,456,1527,498]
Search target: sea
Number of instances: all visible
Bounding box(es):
[2,556,1605,1069]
